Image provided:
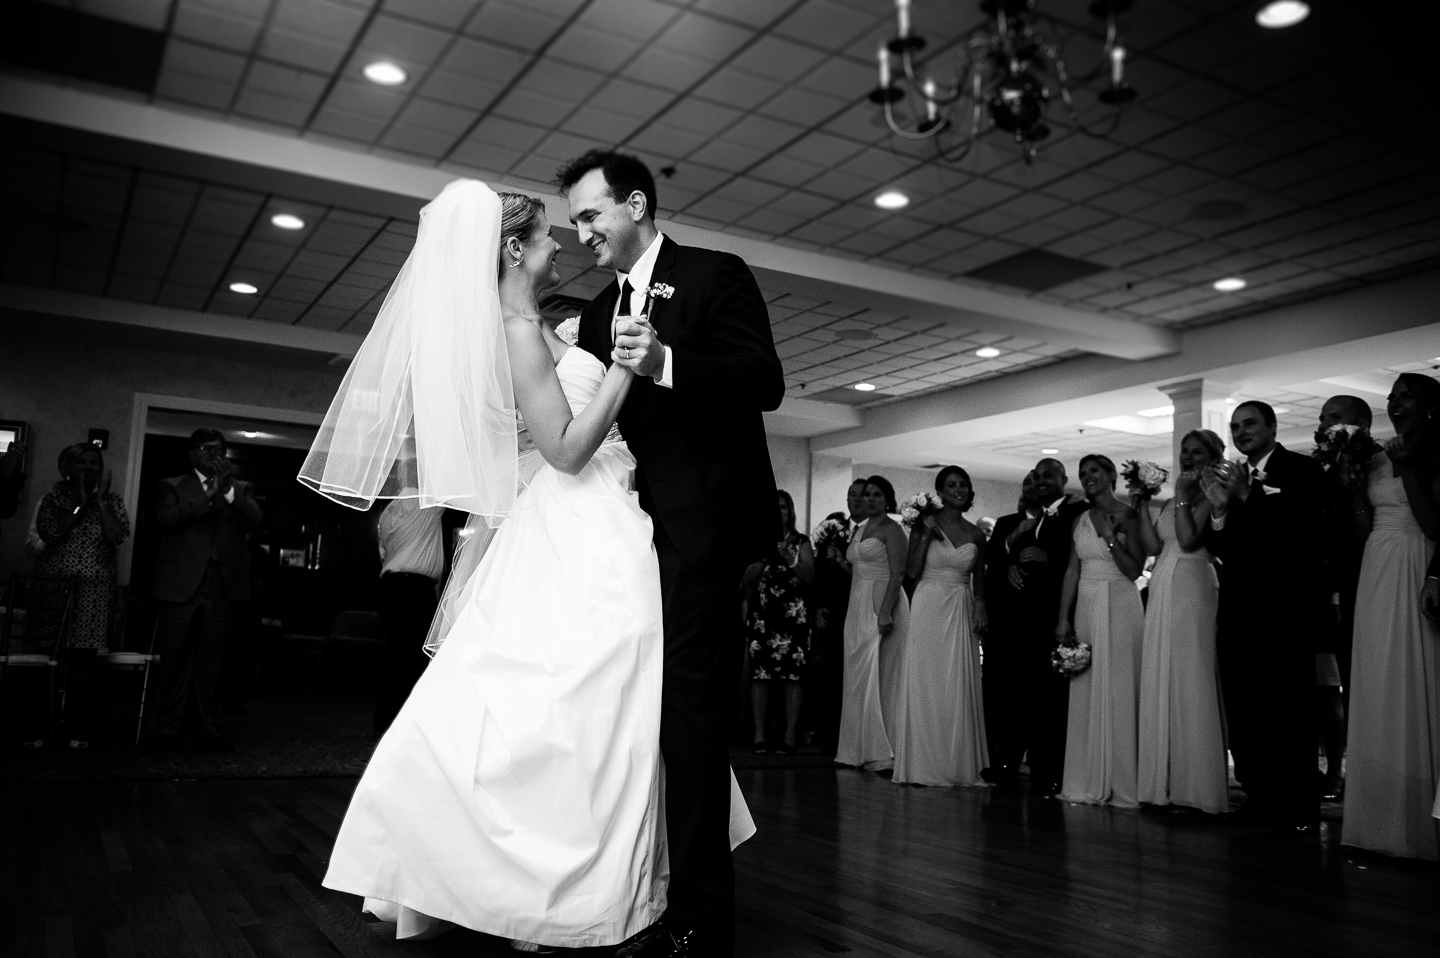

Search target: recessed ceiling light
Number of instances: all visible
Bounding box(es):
[1213,277,1247,292]
[271,213,305,230]
[853,382,877,392]
[1137,405,1175,417]
[1273,407,1290,415]
[1256,1,1309,28]
[873,190,910,210]
[975,347,1002,358]
[241,431,262,439]
[362,60,408,86]
[1041,448,1060,455]
[1225,398,1237,404]
[229,281,258,295]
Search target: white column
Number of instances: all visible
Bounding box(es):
[809,452,855,532]
[1163,378,1239,469]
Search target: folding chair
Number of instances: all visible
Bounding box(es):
[0,574,77,748]
[96,588,161,745]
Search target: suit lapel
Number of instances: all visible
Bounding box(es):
[645,236,678,339]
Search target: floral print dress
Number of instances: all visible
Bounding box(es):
[35,484,130,649]
[746,533,811,682]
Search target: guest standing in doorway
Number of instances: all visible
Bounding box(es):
[1344,374,1440,859]
[148,429,262,751]
[372,491,445,736]
[834,476,908,772]
[1202,401,1328,831]
[893,465,989,786]
[35,443,129,748]
[743,490,813,755]
[1133,430,1229,814]
[1054,454,1145,807]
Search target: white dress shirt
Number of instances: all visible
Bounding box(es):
[378,497,445,581]
[196,469,235,503]
[612,232,674,389]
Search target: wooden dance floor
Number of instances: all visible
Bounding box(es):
[2,767,1435,957]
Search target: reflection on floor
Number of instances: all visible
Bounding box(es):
[3,768,1434,957]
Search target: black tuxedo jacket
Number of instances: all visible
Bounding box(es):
[150,474,263,603]
[1204,445,1329,638]
[985,510,1027,622]
[579,236,784,575]
[1007,497,1090,634]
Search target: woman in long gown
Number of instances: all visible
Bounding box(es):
[1344,373,1440,860]
[835,475,910,771]
[1133,430,1229,814]
[1055,454,1146,807]
[892,465,990,786]
[302,183,749,950]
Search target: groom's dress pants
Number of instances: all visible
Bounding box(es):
[654,521,739,955]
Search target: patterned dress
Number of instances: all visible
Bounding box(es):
[746,533,811,682]
[35,483,130,649]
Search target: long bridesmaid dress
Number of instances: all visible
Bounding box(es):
[892,538,988,786]
[835,533,910,771]
[1059,513,1144,807]
[1343,456,1440,860]
[1137,502,1229,813]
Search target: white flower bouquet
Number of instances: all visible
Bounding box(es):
[899,491,943,529]
[1051,637,1092,677]
[811,517,848,556]
[1311,423,1381,488]
[1120,459,1169,499]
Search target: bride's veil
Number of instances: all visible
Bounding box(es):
[298,178,519,656]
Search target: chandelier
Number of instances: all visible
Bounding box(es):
[870,0,1137,165]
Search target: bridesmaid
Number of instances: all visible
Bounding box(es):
[1133,430,1229,814]
[1344,373,1440,859]
[893,465,990,786]
[1054,454,1146,807]
[834,475,910,772]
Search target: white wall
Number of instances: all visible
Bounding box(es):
[766,434,811,531]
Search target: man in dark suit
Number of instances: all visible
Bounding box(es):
[1204,401,1328,831]
[148,429,262,751]
[981,470,1039,784]
[1317,394,1373,698]
[559,150,784,958]
[994,458,1089,794]
[809,480,868,753]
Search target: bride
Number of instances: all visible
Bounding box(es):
[300,181,749,950]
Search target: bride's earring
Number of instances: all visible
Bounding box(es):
[509,260,521,268]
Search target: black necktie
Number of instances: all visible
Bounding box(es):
[617,278,633,317]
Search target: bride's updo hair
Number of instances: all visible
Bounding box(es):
[497,191,545,268]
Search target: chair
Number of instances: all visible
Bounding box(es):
[96,590,160,745]
[0,574,77,747]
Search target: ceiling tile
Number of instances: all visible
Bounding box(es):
[463,1,564,51]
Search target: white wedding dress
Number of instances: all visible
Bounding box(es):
[322,345,753,948]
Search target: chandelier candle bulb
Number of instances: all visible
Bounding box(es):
[923,78,938,121]
[896,0,911,39]
[1110,46,1126,87]
[878,42,891,87]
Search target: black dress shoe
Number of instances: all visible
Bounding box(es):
[614,924,692,957]
[981,766,1018,786]
[751,741,768,754]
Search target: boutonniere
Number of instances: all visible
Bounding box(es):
[647,283,674,300]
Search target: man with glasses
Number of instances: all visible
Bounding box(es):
[148,428,262,751]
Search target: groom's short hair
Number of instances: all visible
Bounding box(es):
[556,150,657,222]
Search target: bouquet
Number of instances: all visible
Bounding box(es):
[899,491,943,529]
[1120,459,1169,499]
[1311,423,1381,488]
[1051,637,1092,677]
[811,517,849,556]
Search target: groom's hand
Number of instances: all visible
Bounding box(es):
[613,318,665,378]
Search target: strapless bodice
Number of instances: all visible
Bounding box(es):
[920,539,977,585]
[1367,455,1424,535]
[518,347,622,447]
[847,536,892,582]
[1074,512,1132,582]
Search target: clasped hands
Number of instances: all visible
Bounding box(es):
[612,318,665,379]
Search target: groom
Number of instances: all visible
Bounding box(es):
[558,150,785,957]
